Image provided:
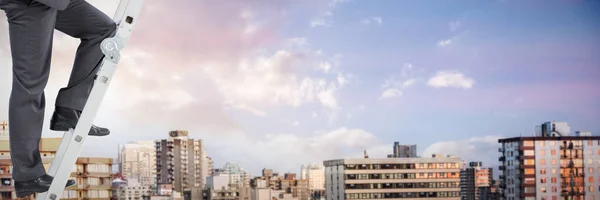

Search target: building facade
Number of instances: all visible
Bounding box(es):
[460,161,492,200]
[155,130,212,192]
[323,155,462,200]
[119,141,156,187]
[498,121,600,200]
[301,164,325,199]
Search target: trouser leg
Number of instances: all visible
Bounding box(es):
[54,0,116,111]
[0,0,57,182]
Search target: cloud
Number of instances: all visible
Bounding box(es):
[437,30,469,47]
[449,20,461,32]
[380,88,402,99]
[427,71,475,89]
[438,39,452,47]
[310,18,333,27]
[209,127,386,174]
[380,63,420,99]
[423,135,502,168]
[361,17,383,25]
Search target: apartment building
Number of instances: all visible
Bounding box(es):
[155,130,212,193]
[460,161,493,200]
[323,155,462,200]
[498,121,600,200]
[301,164,325,192]
[113,177,153,200]
[119,141,156,187]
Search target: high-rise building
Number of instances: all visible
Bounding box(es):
[323,154,462,200]
[460,161,493,200]
[301,164,325,198]
[119,141,156,187]
[498,121,600,200]
[390,142,417,158]
[155,130,212,192]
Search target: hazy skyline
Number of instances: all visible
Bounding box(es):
[1,0,599,175]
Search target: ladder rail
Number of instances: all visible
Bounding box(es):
[35,0,143,199]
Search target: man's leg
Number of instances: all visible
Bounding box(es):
[1,0,56,182]
[51,0,116,136]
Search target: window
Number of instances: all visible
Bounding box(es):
[552,186,557,192]
[540,187,546,193]
[540,150,546,156]
[550,141,555,146]
[525,159,535,165]
[587,150,593,155]
[552,169,556,174]
[524,150,534,156]
[589,177,594,183]
[589,168,594,173]
[524,141,534,146]
[590,186,595,192]
[551,177,556,183]
[540,159,546,165]
[539,141,545,147]
[589,159,594,164]
[551,150,556,156]
[551,159,556,165]
[588,140,593,145]
[541,169,546,174]
[541,177,547,183]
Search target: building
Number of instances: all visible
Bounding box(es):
[155,130,212,193]
[388,142,417,158]
[323,154,462,200]
[1,156,113,199]
[218,162,250,187]
[0,121,8,140]
[113,177,153,200]
[478,180,500,200]
[300,164,325,199]
[460,161,493,200]
[498,121,600,200]
[119,141,156,187]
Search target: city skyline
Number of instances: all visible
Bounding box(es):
[1,0,599,176]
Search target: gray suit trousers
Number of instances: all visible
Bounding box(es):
[0,0,116,182]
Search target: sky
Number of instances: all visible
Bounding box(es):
[0,0,599,176]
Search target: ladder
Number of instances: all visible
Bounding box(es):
[36,0,143,199]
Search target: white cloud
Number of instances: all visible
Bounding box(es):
[427,71,475,89]
[293,121,300,126]
[438,39,452,47]
[288,37,309,48]
[311,18,333,27]
[380,63,419,99]
[319,61,332,73]
[423,135,502,167]
[380,88,402,99]
[361,17,383,26]
[225,102,267,117]
[208,127,385,174]
[449,20,461,32]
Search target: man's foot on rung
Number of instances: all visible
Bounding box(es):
[49,106,110,136]
[14,174,76,198]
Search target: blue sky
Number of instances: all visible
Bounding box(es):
[0,0,599,175]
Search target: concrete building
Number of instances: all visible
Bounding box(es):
[119,141,156,187]
[218,162,250,188]
[323,155,462,200]
[389,142,417,158]
[301,164,325,199]
[498,121,600,200]
[113,178,153,200]
[460,161,493,200]
[155,130,212,193]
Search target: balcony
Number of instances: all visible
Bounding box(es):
[499,156,505,161]
[498,147,504,152]
[499,166,506,170]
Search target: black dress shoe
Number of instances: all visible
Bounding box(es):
[50,106,110,136]
[15,174,76,197]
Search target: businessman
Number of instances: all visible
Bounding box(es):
[0,0,115,197]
